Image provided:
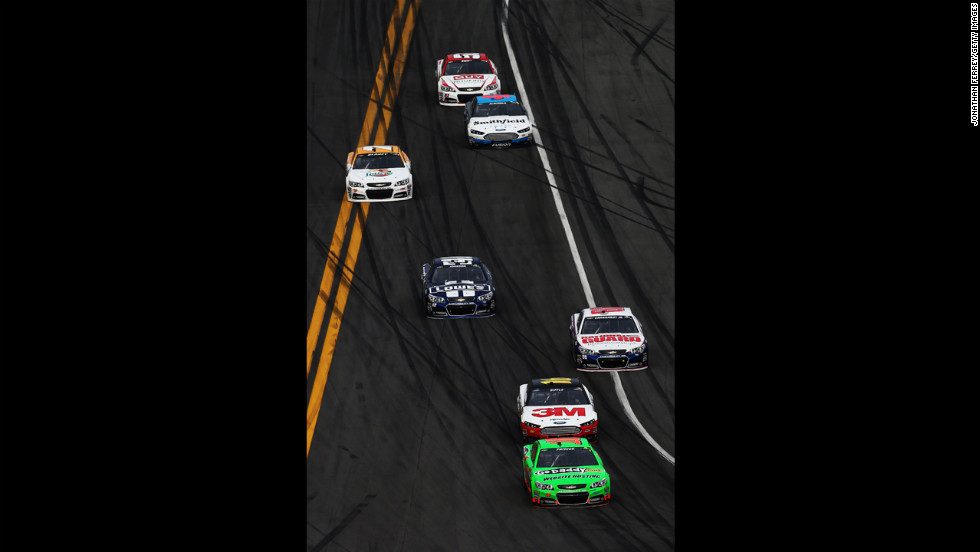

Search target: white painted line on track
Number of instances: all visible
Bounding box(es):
[500,0,674,465]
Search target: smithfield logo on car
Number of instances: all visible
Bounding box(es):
[366,169,392,177]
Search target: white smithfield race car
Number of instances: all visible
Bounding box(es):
[570,307,649,371]
[435,52,500,106]
[463,94,533,148]
[344,145,413,202]
[518,377,598,443]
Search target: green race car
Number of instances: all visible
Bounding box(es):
[522,437,611,507]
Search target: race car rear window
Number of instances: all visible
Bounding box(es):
[352,153,405,170]
[471,102,526,118]
[430,265,486,283]
[536,448,599,468]
[444,59,492,75]
[581,316,638,334]
[527,388,589,406]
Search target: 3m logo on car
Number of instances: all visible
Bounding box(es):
[531,407,586,417]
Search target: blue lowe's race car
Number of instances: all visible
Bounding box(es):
[464,94,533,148]
[421,256,496,318]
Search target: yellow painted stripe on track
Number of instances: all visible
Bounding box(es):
[306,200,354,375]
[305,0,408,375]
[307,0,420,458]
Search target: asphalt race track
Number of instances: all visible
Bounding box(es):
[307,1,674,550]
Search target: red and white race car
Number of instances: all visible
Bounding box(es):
[435,52,500,106]
[518,378,598,443]
[570,307,649,371]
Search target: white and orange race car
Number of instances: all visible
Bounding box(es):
[435,52,500,106]
[570,307,649,371]
[344,145,413,202]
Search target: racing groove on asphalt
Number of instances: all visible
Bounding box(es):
[307,1,674,550]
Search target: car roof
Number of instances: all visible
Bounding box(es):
[535,437,594,449]
[354,145,402,155]
[432,256,483,266]
[583,306,633,317]
[476,94,518,104]
[530,377,582,388]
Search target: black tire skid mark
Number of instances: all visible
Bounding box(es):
[306,227,357,404]
[464,319,524,441]
[562,386,674,541]
[632,117,675,150]
[511,2,677,384]
[596,441,675,522]
[448,146,573,374]
[586,0,675,52]
[510,1,674,246]
[407,7,563,366]
[582,0,675,86]
[597,112,674,219]
[512,0,676,252]
[308,493,378,552]
[328,253,519,446]
[579,372,675,472]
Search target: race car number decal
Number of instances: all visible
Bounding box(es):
[580,335,642,344]
[532,407,586,417]
[440,257,474,265]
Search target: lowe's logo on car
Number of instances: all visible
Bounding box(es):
[580,335,642,344]
[434,284,488,292]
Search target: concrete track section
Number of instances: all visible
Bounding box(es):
[307,1,674,550]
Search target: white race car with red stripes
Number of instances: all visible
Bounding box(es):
[518,378,598,443]
[435,52,500,106]
[570,307,649,371]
